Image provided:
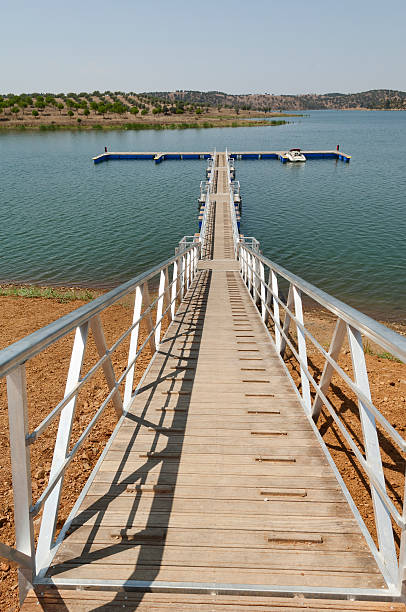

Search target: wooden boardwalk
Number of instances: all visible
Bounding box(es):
[24,154,397,610]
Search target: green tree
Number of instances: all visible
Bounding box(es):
[32,110,39,117]
[83,108,90,116]
[11,106,20,114]
[141,108,148,115]
[130,106,139,115]
[57,103,64,113]
[68,110,74,117]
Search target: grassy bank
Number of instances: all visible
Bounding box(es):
[0,118,288,132]
[0,284,100,303]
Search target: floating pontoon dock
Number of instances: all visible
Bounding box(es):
[93,149,351,164]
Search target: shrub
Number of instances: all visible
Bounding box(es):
[68,110,74,117]
[141,109,148,115]
[32,110,39,117]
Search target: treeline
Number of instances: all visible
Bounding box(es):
[145,89,406,110]
[0,90,216,121]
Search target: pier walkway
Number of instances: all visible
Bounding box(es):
[2,153,405,609]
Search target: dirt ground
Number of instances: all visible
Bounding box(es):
[0,295,405,610]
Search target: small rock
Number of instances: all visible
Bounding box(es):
[83,463,91,470]
[384,396,388,402]
[0,562,10,572]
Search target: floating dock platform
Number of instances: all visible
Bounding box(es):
[93,150,351,164]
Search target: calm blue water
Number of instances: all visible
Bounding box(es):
[0,112,405,319]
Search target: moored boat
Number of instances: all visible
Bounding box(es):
[285,148,306,162]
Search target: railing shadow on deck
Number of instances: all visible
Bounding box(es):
[47,270,212,611]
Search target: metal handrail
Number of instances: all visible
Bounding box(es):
[237,240,406,588]
[0,240,201,588]
[241,245,406,363]
[0,243,197,379]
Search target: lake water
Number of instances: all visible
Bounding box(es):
[0,111,405,320]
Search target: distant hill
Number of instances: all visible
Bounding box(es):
[142,89,406,111]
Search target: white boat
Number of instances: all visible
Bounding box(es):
[285,148,306,162]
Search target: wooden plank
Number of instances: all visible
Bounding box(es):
[65,526,367,552]
[24,589,401,612]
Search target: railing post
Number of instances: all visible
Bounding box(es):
[124,285,143,408]
[90,315,123,418]
[142,281,156,354]
[187,251,191,290]
[271,270,281,352]
[312,318,346,423]
[280,284,294,358]
[7,365,35,604]
[171,259,179,319]
[180,254,186,300]
[260,261,266,321]
[347,324,398,582]
[155,268,166,347]
[163,267,172,322]
[292,285,311,412]
[247,252,253,295]
[36,322,88,572]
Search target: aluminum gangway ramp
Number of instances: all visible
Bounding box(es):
[20,154,404,610]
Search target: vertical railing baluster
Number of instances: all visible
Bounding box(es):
[90,315,123,418]
[163,267,172,322]
[347,324,398,582]
[280,284,294,358]
[248,253,253,295]
[124,285,143,408]
[186,251,191,291]
[7,365,35,604]
[143,281,156,354]
[36,322,88,571]
[171,259,179,319]
[271,270,281,352]
[292,285,311,412]
[260,261,266,321]
[180,254,186,300]
[155,268,166,347]
[312,318,346,423]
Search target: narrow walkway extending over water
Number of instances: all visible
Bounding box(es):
[21,153,402,610]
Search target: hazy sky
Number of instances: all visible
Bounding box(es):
[2,0,405,95]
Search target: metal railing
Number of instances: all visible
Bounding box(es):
[199,156,215,251]
[237,240,406,590]
[224,148,406,594]
[0,241,200,600]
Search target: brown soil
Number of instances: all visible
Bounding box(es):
[1,296,405,609]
